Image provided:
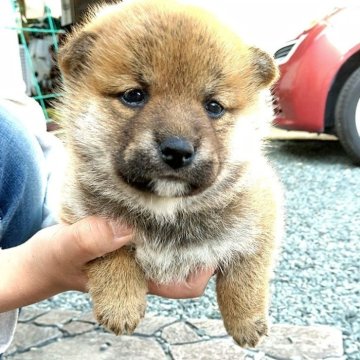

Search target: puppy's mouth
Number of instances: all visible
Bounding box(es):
[124,176,200,197]
[113,150,219,198]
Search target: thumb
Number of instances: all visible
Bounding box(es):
[64,217,133,264]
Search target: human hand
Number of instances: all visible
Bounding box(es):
[0,216,213,312]
[26,216,134,293]
[32,217,213,296]
[148,269,215,299]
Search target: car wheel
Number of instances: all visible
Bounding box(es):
[335,67,360,164]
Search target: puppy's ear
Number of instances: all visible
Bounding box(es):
[249,47,279,88]
[58,31,97,81]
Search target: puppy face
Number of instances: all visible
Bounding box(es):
[59,0,278,199]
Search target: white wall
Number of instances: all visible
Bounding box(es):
[182,0,347,52]
[0,0,26,100]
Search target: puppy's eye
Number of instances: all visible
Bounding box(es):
[120,89,147,107]
[204,100,225,118]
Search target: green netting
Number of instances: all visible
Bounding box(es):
[7,0,65,120]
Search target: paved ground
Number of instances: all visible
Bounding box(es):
[3,306,344,360]
[267,128,337,141]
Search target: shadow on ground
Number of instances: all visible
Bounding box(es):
[268,140,355,166]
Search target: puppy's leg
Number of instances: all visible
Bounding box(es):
[216,253,272,347]
[86,247,148,335]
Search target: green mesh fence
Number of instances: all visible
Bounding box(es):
[7,0,65,120]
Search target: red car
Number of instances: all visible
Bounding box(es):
[272,4,360,164]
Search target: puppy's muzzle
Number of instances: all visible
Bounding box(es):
[159,136,195,169]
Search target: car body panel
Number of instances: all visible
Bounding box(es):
[274,6,360,132]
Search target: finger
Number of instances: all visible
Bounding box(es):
[60,217,133,264]
[148,268,215,299]
[186,267,216,288]
[148,280,190,299]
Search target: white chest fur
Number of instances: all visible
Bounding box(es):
[134,223,259,284]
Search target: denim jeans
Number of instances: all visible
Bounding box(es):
[0,107,46,249]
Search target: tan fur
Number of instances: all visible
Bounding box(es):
[58,0,283,347]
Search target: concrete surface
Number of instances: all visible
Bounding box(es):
[3,307,344,360]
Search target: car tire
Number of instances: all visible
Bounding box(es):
[335,67,360,165]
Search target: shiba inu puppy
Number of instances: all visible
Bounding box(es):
[58,0,282,347]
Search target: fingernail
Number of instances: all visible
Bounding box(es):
[109,221,133,239]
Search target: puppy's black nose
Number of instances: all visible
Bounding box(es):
[159,137,195,169]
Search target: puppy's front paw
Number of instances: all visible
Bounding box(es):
[93,293,147,335]
[224,316,268,348]
[86,248,148,335]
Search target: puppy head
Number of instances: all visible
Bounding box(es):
[59,0,278,199]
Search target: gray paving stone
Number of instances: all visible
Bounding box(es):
[73,311,97,324]
[18,307,49,323]
[248,352,267,360]
[170,338,248,360]
[134,315,177,336]
[161,322,201,344]
[34,309,81,326]
[188,319,228,337]
[258,324,344,359]
[3,309,345,360]
[4,323,62,355]
[61,321,96,336]
[10,331,167,360]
